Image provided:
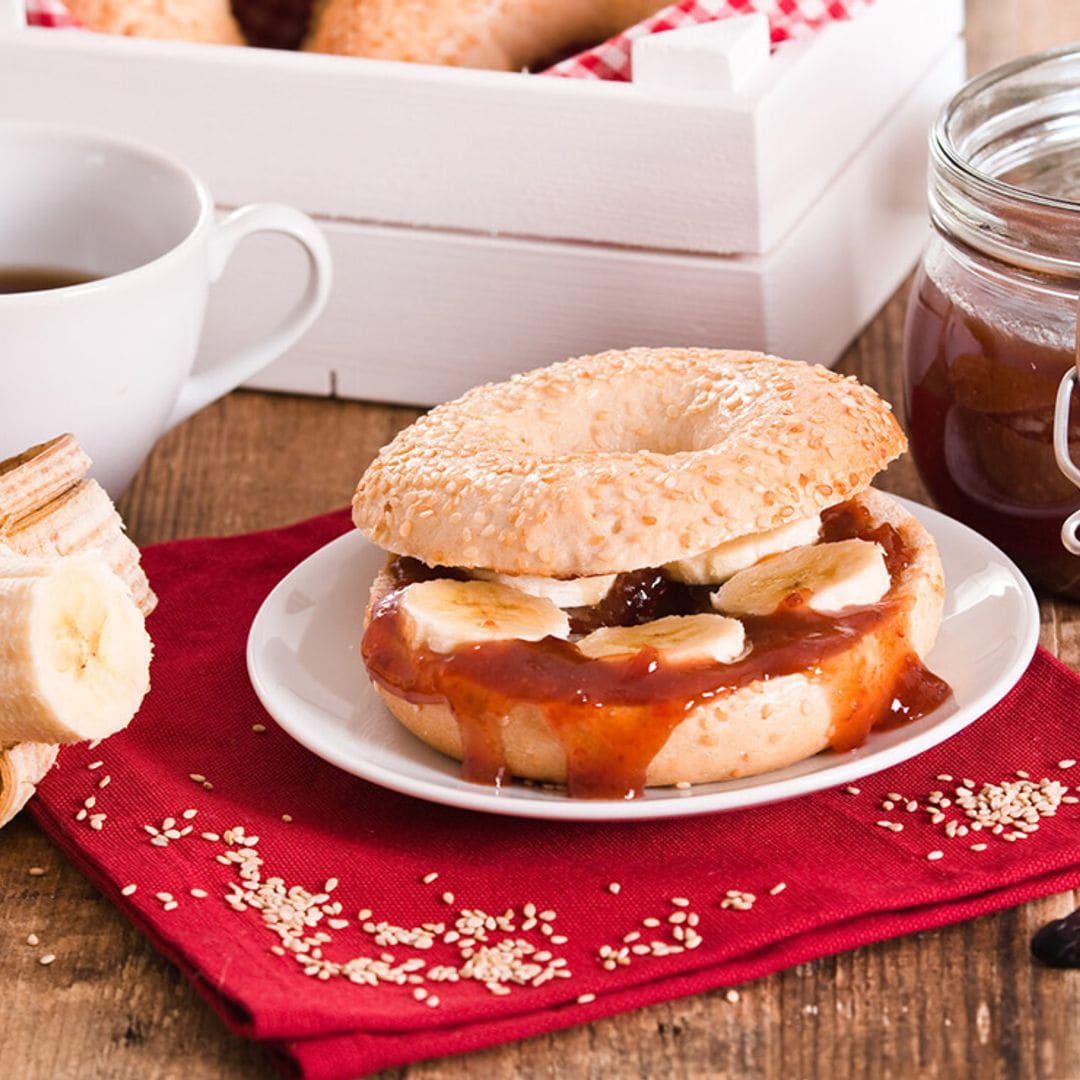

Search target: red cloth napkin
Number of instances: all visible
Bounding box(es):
[30,509,1080,1079]
[22,0,873,79]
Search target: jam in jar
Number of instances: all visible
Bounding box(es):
[904,46,1080,597]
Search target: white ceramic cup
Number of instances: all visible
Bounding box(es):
[0,123,332,496]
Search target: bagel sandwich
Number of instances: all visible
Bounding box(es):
[353,348,951,798]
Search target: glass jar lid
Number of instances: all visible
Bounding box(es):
[931,44,1080,280]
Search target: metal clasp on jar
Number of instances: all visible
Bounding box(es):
[1054,314,1080,554]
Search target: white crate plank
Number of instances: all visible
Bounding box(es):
[221,40,961,406]
[0,0,959,255]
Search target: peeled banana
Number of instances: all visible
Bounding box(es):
[664,515,822,585]
[0,555,153,745]
[0,741,59,828]
[711,538,890,617]
[400,578,571,653]
[471,568,616,608]
[577,613,745,665]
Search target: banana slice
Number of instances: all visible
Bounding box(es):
[577,613,745,665]
[710,539,890,617]
[0,741,59,828]
[665,515,822,585]
[0,555,153,745]
[400,578,571,653]
[471,568,617,608]
[0,434,91,532]
[3,478,157,616]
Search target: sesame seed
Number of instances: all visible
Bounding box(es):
[905,801,919,813]
[1016,770,1030,779]
[422,872,439,885]
[163,901,179,912]
[281,814,293,823]
[324,878,339,893]
[936,774,953,782]
[577,993,597,1004]
[26,933,39,946]
[970,843,988,852]
[426,995,440,1008]
[670,897,690,908]
[190,889,208,899]
[769,882,787,896]
[156,892,173,902]
[442,892,455,905]
[182,809,197,819]
[87,760,104,770]
[162,817,175,830]
[607,882,621,895]
[675,781,691,790]
[252,724,267,733]
[200,832,220,842]
[98,775,111,789]
[725,989,740,1003]
[75,809,86,821]
[1059,760,1077,770]
[844,785,861,795]
[642,917,660,928]
[83,796,95,809]
[188,773,206,783]
[89,816,104,832]
[121,884,137,896]
[39,954,56,966]
[27,867,45,877]
[413,987,428,1001]
[203,782,213,791]
[927,850,944,861]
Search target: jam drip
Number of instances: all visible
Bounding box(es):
[363,502,952,798]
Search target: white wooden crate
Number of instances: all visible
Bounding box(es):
[0,0,964,405]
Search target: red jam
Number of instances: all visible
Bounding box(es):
[362,500,951,798]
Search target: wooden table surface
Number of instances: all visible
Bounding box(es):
[5,3,1080,1077]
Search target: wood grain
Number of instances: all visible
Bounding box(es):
[5,3,1080,1078]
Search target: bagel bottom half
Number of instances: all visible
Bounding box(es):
[363,488,946,789]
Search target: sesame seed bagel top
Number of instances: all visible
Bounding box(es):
[352,348,907,577]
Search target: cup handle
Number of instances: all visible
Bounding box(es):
[1053,368,1080,555]
[166,203,332,429]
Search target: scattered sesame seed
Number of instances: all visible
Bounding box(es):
[970,843,988,852]
[1015,769,1030,779]
[26,933,39,946]
[189,773,206,783]
[182,809,197,819]
[27,867,45,877]
[200,832,220,842]
[98,775,111,789]
[675,781,691,790]
[608,882,621,895]
[83,796,95,809]
[38,954,56,966]
[936,774,953,782]
[281,815,293,823]
[89,816,104,832]
[905,800,919,813]
[1059,760,1077,770]
[927,850,944,861]
[725,989,740,1003]
[75,809,86,821]
[252,724,267,733]
[190,889,209,899]
[163,901,179,912]
[203,782,213,791]
[87,760,104,770]
[324,878,339,893]
[121,884,137,896]
[577,992,596,1004]
[670,897,690,908]
[426,995,440,1008]
[422,872,439,885]
[769,882,787,896]
[442,892,455,905]
[844,785,861,795]
[156,892,174,902]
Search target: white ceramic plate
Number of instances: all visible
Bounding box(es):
[246,497,1040,821]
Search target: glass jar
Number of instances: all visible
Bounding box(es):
[903,45,1080,598]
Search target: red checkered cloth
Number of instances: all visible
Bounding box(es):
[21,0,873,78]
